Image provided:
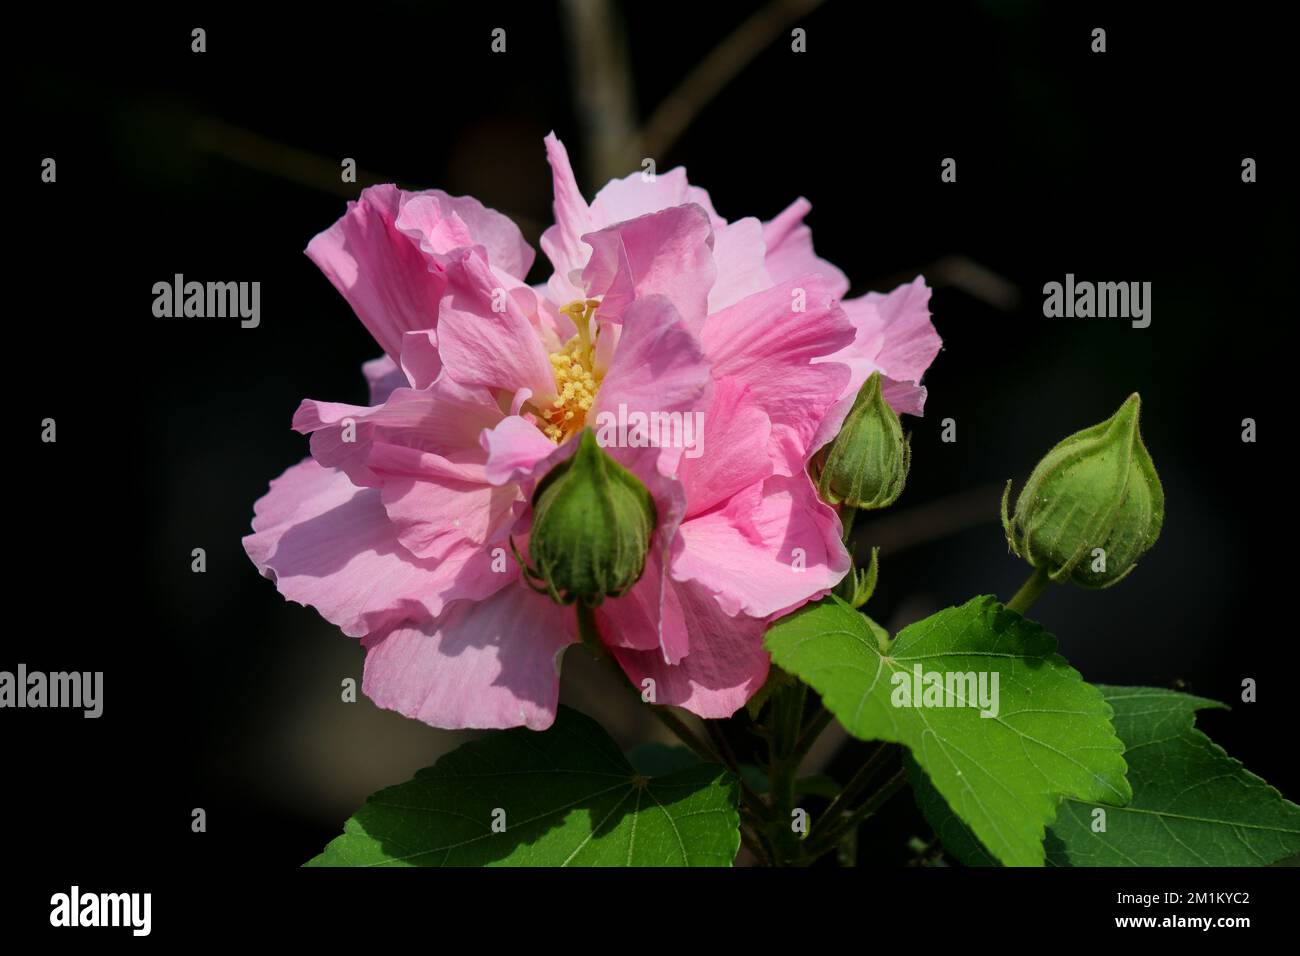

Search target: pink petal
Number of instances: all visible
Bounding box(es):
[700,276,855,473]
[581,204,716,327]
[880,377,928,417]
[362,354,408,405]
[398,329,443,390]
[589,166,692,225]
[242,458,507,637]
[607,578,770,719]
[540,133,594,304]
[293,377,504,487]
[678,376,773,519]
[369,442,521,561]
[762,198,850,298]
[481,415,559,486]
[437,252,558,400]
[807,277,940,451]
[595,548,685,659]
[396,190,534,281]
[305,185,449,359]
[591,294,713,481]
[850,276,941,386]
[685,185,728,230]
[708,216,773,313]
[672,474,849,619]
[361,585,576,730]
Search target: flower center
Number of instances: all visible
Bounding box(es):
[536,299,603,444]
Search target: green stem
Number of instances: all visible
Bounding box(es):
[703,720,739,770]
[836,824,858,867]
[840,505,858,547]
[577,603,716,763]
[742,833,771,866]
[813,742,893,840]
[1006,565,1051,615]
[574,601,604,657]
[792,705,833,766]
[647,703,716,764]
[765,682,810,864]
[807,768,908,858]
[704,720,768,816]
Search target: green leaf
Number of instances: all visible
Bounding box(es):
[907,756,999,867]
[765,595,1130,866]
[308,707,741,867]
[1047,687,1300,865]
[912,686,1300,867]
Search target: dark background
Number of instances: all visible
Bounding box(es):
[10,0,1295,884]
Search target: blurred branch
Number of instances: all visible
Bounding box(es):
[191,115,396,198]
[560,0,640,188]
[635,0,825,164]
[852,482,1005,562]
[189,113,545,236]
[871,255,1023,312]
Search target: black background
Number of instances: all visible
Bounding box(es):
[9,0,1298,926]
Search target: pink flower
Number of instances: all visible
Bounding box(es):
[243,134,939,730]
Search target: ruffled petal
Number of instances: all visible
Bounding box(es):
[581,204,716,328]
[398,329,443,390]
[678,376,773,519]
[846,276,941,387]
[481,415,559,487]
[761,198,849,298]
[437,252,558,400]
[672,474,848,619]
[700,276,855,474]
[540,133,594,304]
[242,458,507,637]
[305,185,447,359]
[396,190,534,281]
[370,442,522,561]
[361,585,576,730]
[595,548,687,660]
[591,293,714,480]
[607,578,770,719]
[708,216,773,313]
[807,277,941,452]
[362,355,408,405]
[589,166,693,226]
[292,376,504,487]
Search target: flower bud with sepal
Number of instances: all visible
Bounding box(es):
[813,372,910,510]
[1001,393,1164,588]
[516,428,657,607]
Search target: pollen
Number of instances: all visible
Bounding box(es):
[535,299,603,444]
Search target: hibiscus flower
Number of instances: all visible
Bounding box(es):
[243,133,939,730]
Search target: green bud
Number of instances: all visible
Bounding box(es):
[1001,393,1164,588]
[517,428,656,607]
[813,372,910,510]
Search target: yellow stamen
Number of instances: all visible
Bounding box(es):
[557,298,602,359]
[532,299,605,444]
